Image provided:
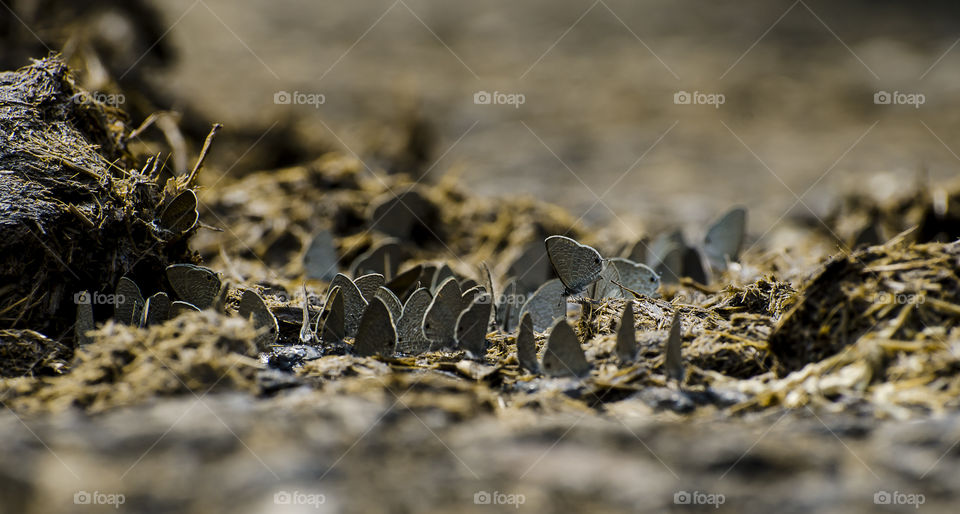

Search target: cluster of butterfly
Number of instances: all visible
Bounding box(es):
[640,206,747,284]
[76,203,747,380]
[74,263,279,349]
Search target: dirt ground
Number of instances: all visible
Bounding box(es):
[3,1,960,513]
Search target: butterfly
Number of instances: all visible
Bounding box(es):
[350,240,407,280]
[396,287,432,354]
[540,318,591,378]
[320,286,345,344]
[594,258,660,299]
[423,277,462,350]
[327,273,366,337]
[374,286,403,322]
[703,206,747,270]
[166,264,221,310]
[367,188,437,241]
[615,301,637,362]
[303,230,339,281]
[455,297,492,359]
[545,235,604,296]
[141,292,171,327]
[158,190,199,237]
[664,309,685,383]
[515,312,539,373]
[114,277,144,325]
[238,289,279,350]
[518,279,565,332]
[353,297,397,357]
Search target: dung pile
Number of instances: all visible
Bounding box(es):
[770,238,960,372]
[0,56,200,352]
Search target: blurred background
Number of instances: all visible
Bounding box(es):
[5,0,960,233]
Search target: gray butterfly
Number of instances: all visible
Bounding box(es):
[353,297,397,357]
[385,265,423,300]
[418,264,439,290]
[430,264,457,293]
[595,258,660,298]
[355,273,385,303]
[519,279,565,332]
[625,238,648,263]
[545,235,604,296]
[515,312,539,374]
[703,206,747,270]
[141,292,171,327]
[396,287,432,354]
[664,310,685,383]
[423,277,461,350]
[303,230,338,281]
[455,298,492,359]
[238,289,279,350]
[169,300,200,317]
[328,273,366,337]
[158,190,199,237]
[320,286,345,343]
[375,286,403,322]
[368,189,437,240]
[540,318,591,378]
[647,230,685,284]
[496,279,520,333]
[507,242,552,294]
[479,262,495,301]
[460,285,486,311]
[75,291,94,345]
[114,277,144,325]
[166,264,221,310]
[616,301,637,362]
[590,261,623,299]
[681,246,708,284]
[350,240,407,280]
